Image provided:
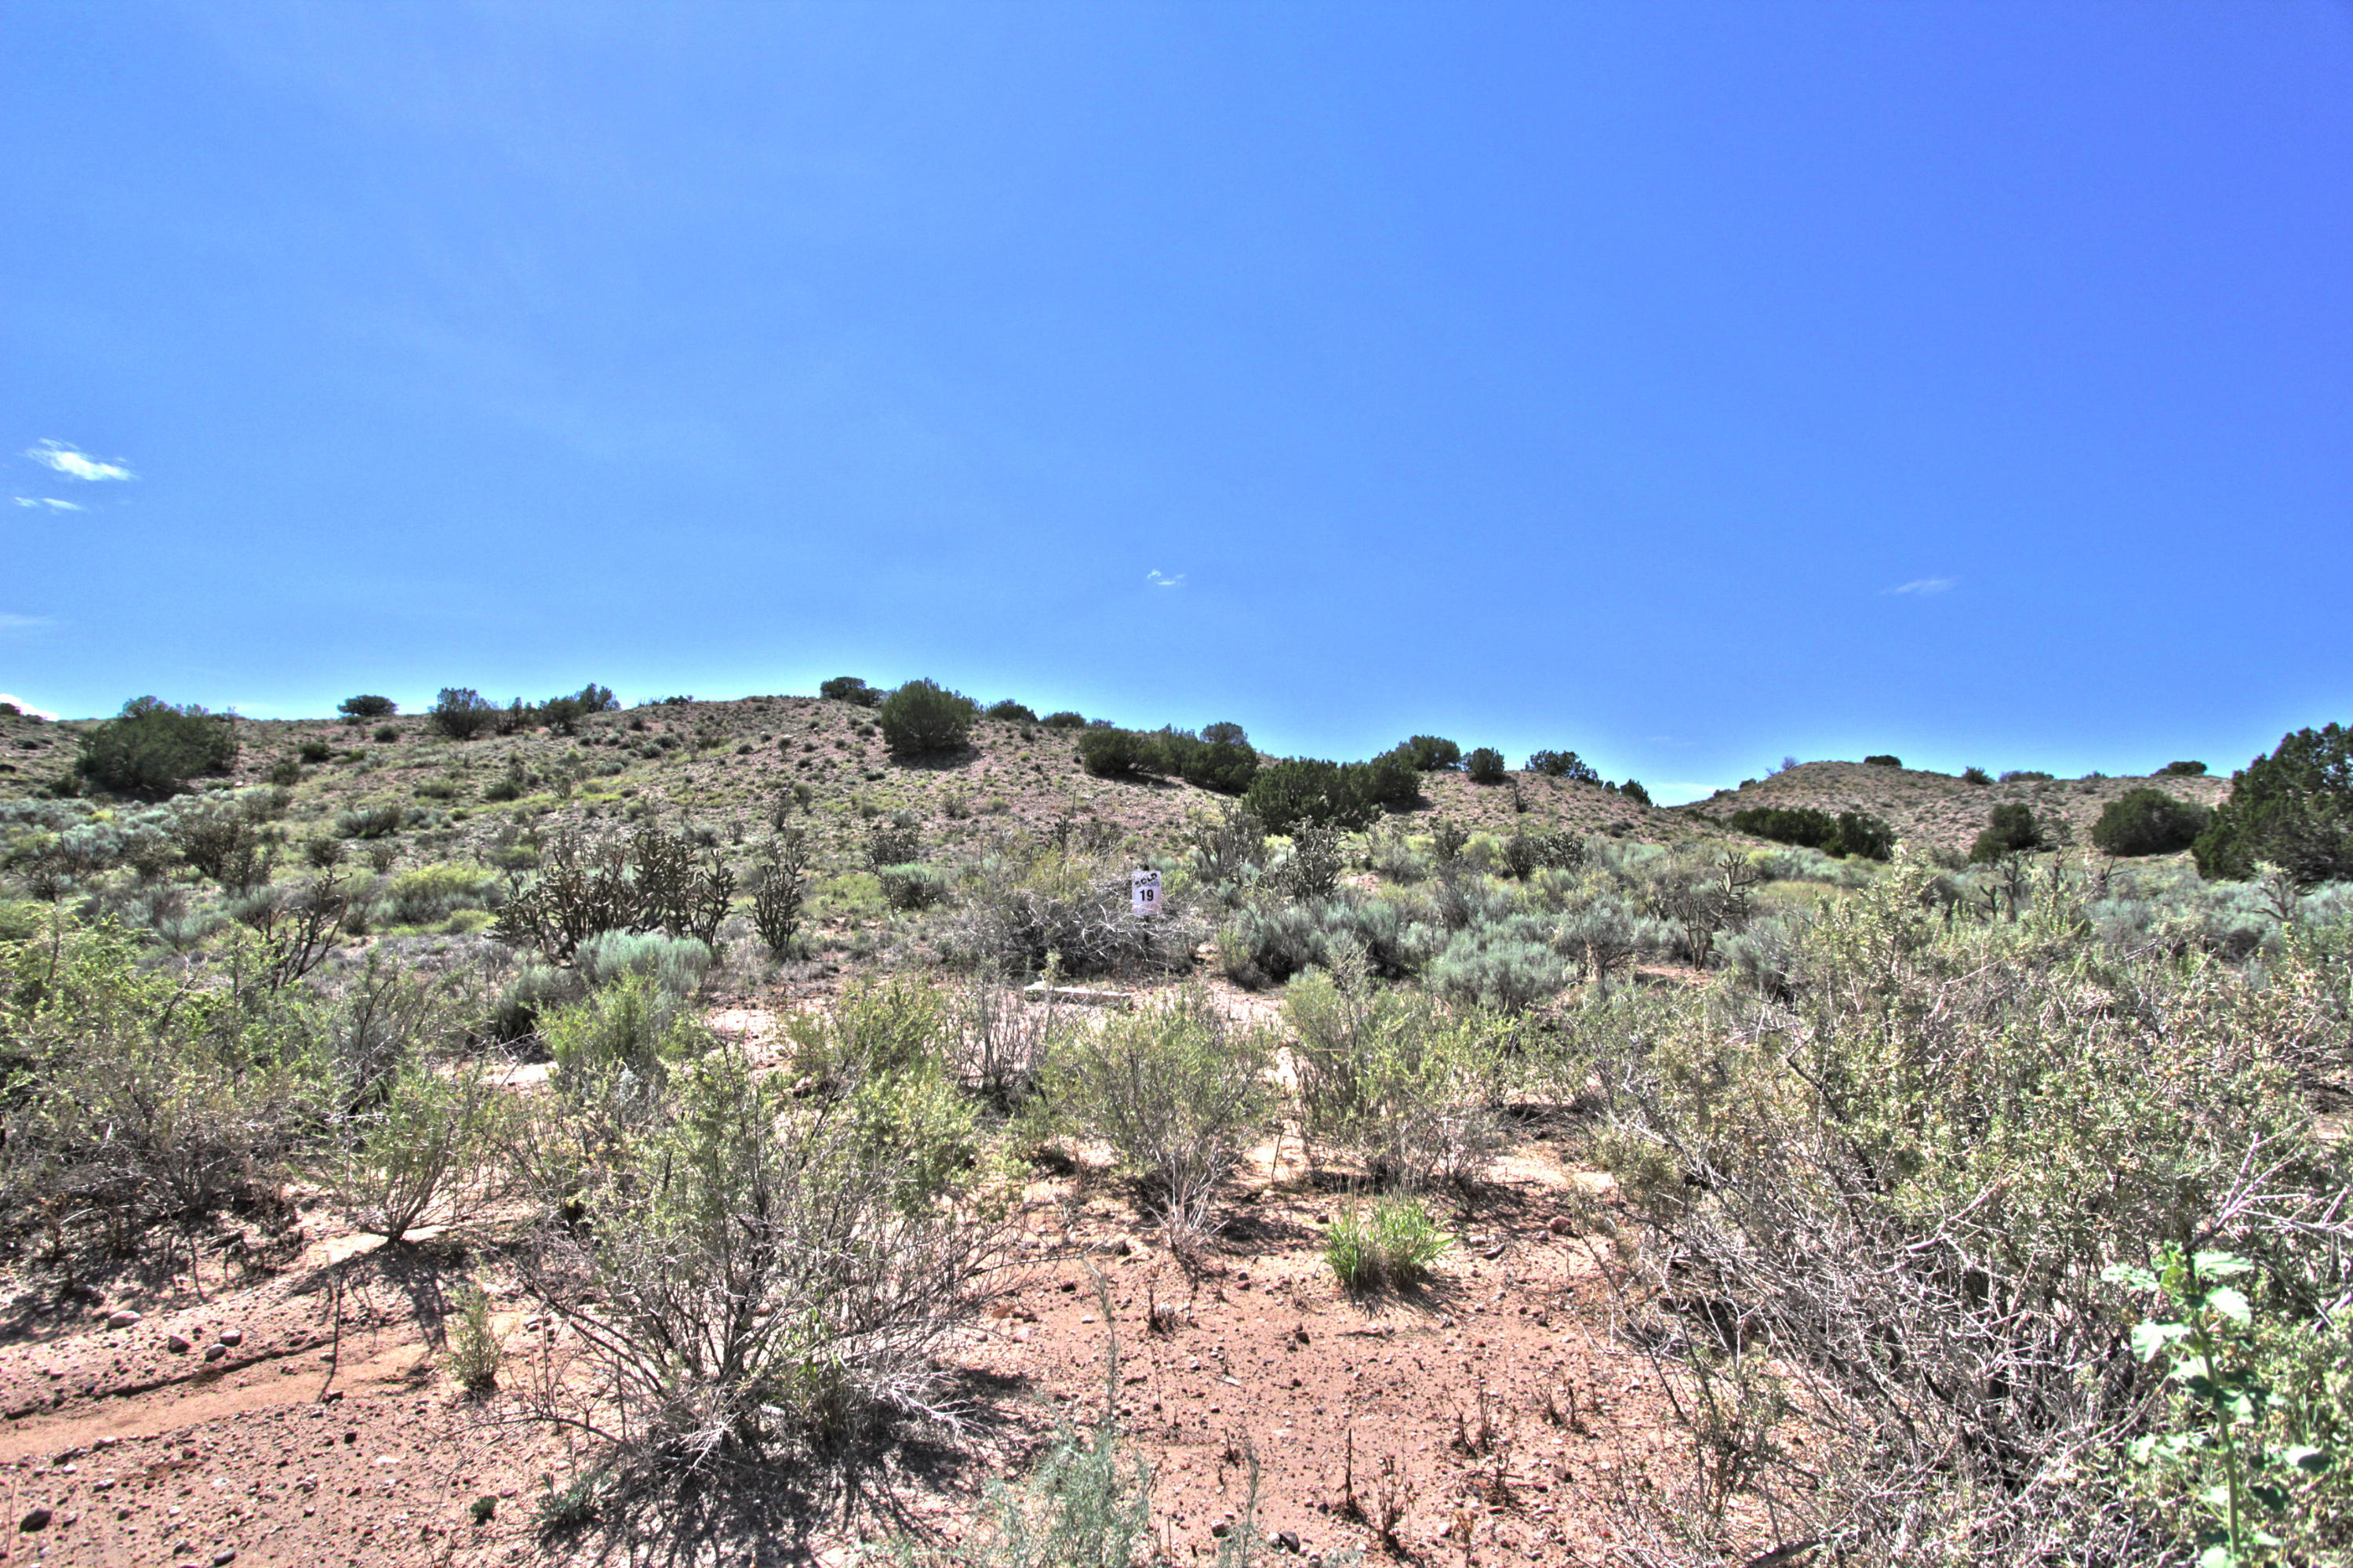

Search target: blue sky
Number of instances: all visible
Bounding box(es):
[5,3,2348,802]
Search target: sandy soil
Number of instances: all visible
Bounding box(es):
[0,1099,1712,1568]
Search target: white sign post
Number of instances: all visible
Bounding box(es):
[1129,868,1162,919]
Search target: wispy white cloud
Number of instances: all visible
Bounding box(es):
[12,496,84,511]
[26,440,133,482]
[1145,569,1187,589]
[0,693,59,720]
[0,613,57,635]
[1889,577,1957,596]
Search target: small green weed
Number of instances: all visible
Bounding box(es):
[1326,1194,1450,1291]
[2106,1246,2336,1566]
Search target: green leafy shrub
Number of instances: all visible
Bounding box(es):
[2193,724,2353,886]
[1326,1195,1450,1291]
[1501,827,1582,879]
[907,1397,1155,1568]
[1147,726,1260,794]
[376,862,499,926]
[1041,710,1088,730]
[338,694,397,722]
[319,1062,505,1242]
[575,929,713,996]
[1464,747,1506,784]
[2093,788,2213,858]
[1584,866,2352,1560]
[1733,806,1893,860]
[75,697,238,797]
[878,678,980,758]
[540,973,710,1084]
[820,675,882,707]
[1356,748,1422,806]
[2000,769,2054,783]
[1078,726,1149,777]
[1864,754,1901,768]
[2105,1246,2339,1566]
[2161,759,2209,776]
[1970,801,2047,862]
[1427,916,1566,1012]
[1617,778,1653,806]
[515,1043,1003,1472]
[1285,959,1507,1187]
[445,1279,502,1395]
[1245,759,1378,835]
[1400,736,1462,771]
[1730,805,1840,849]
[878,864,949,911]
[986,700,1038,723]
[1526,749,1598,782]
[535,682,618,736]
[427,687,499,740]
[335,802,404,839]
[297,738,333,763]
[1831,811,1894,860]
[1962,766,1992,785]
[1031,988,1271,1247]
[488,962,577,1042]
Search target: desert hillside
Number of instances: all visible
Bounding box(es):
[1675,758,2230,857]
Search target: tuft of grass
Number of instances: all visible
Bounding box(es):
[445,1279,502,1395]
[1326,1194,1450,1291]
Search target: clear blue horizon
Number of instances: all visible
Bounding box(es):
[6,4,2349,802]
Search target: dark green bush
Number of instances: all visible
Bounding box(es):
[1999,769,2054,784]
[1041,711,1088,730]
[1733,806,1838,849]
[878,678,979,758]
[1970,802,2046,862]
[1526,749,1599,782]
[1831,810,1893,860]
[1501,827,1583,879]
[1142,726,1259,795]
[2159,759,2207,776]
[75,697,238,798]
[1962,766,1991,785]
[336,803,406,839]
[1617,778,1653,807]
[1863,754,1901,768]
[427,688,498,740]
[338,694,396,722]
[2192,723,2352,885]
[1244,759,1378,835]
[267,757,303,788]
[877,864,947,911]
[536,683,618,736]
[820,676,881,708]
[1078,726,1149,778]
[1731,804,1901,859]
[298,739,332,764]
[1399,736,1461,771]
[1356,748,1422,806]
[1464,748,1506,785]
[2092,788,2212,858]
[372,725,398,744]
[985,700,1038,723]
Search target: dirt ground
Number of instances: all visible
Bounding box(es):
[0,1024,1718,1568]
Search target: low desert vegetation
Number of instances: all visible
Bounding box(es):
[1,683,2346,1564]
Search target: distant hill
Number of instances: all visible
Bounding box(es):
[1672,760,2229,857]
[0,697,1695,863]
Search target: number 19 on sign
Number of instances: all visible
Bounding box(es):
[1129,868,1162,919]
